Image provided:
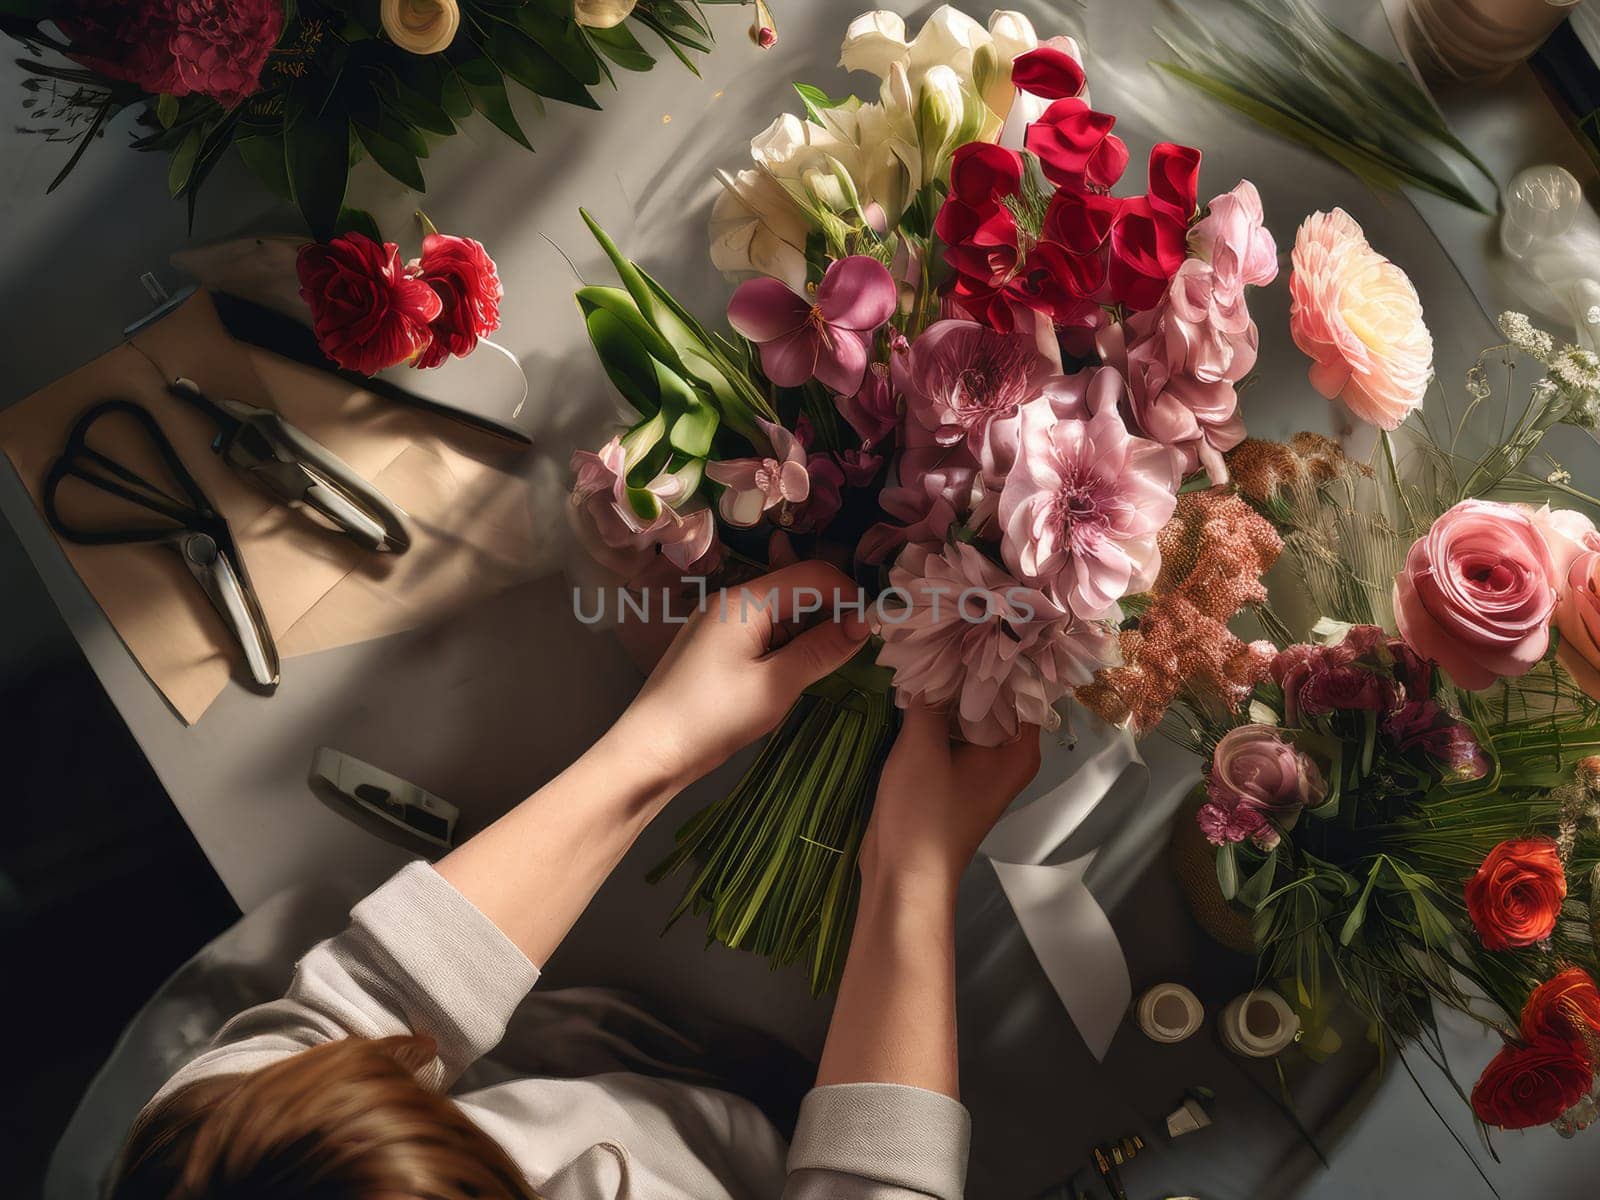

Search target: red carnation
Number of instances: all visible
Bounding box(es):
[413,234,504,370]
[297,233,443,376]
[58,0,283,109]
[1464,837,1567,952]
[1470,1035,1593,1130]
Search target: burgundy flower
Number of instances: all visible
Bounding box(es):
[1297,663,1392,716]
[787,453,845,534]
[835,362,901,450]
[59,0,284,108]
[297,233,442,376]
[413,233,503,369]
[838,449,883,488]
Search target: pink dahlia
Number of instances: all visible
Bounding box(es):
[998,369,1180,620]
[60,0,284,109]
[876,541,1118,746]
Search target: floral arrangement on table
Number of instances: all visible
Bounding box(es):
[0,0,761,238]
[567,5,1281,990]
[1145,268,1600,1139]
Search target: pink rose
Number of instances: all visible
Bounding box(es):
[1393,500,1557,691]
[1289,209,1433,431]
[1556,550,1600,701]
[1207,722,1327,826]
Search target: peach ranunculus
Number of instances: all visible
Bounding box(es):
[1288,209,1433,431]
[1556,550,1600,700]
[1392,499,1556,691]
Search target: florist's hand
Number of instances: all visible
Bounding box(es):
[861,705,1042,892]
[614,561,871,789]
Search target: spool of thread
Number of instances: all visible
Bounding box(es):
[1218,989,1300,1058]
[1135,983,1205,1044]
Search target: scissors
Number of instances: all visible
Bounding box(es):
[168,377,411,554]
[42,399,280,692]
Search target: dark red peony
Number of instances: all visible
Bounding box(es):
[413,234,504,369]
[1470,1035,1593,1129]
[58,0,284,108]
[297,233,443,376]
[1521,968,1600,1055]
[1464,837,1567,952]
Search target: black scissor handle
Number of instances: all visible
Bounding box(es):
[43,399,220,546]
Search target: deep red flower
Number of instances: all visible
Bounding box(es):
[1464,837,1567,952]
[1522,968,1600,1057]
[1471,1035,1593,1130]
[297,233,443,376]
[1010,46,1087,100]
[58,0,283,108]
[413,234,503,369]
[1146,142,1202,225]
[1108,196,1191,311]
[1025,97,1129,192]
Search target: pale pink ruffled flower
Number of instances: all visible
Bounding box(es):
[705,418,811,527]
[876,540,1119,745]
[1520,503,1600,584]
[998,369,1180,620]
[1189,180,1278,301]
[570,437,719,571]
[1289,209,1433,431]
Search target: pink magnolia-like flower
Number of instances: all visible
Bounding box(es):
[1556,550,1600,701]
[570,438,718,572]
[727,256,897,394]
[876,540,1118,746]
[1289,209,1433,431]
[998,369,1180,620]
[902,319,1085,481]
[1393,500,1557,691]
[704,419,811,527]
[60,0,283,108]
[1199,723,1327,846]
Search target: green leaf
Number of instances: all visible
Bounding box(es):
[285,108,351,240]
[455,58,534,150]
[619,410,668,469]
[335,207,383,243]
[794,82,852,124]
[1340,856,1385,946]
[583,306,662,415]
[587,22,655,72]
[167,128,201,198]
[514,6,604,85]
[235,134,292,200]
[383,75,456,135]
[354,121,426,191]
[156,92,179,129]
[1217,843,1240,902]
[1236,847,1279,910]
[659,362,719,457]
[484,25,598,110]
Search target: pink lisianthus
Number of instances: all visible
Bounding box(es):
[705,419,811,527]
[570,438,719,572]
[1198,723,1327,846]
[1393,500,1557,691]
[1289,209,1433,431]
[60,0,283,107]
[727,256,897,394]
[998,369,1180,620]
[876,541,1118,745]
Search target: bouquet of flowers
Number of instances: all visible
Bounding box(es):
[569,6,1279,989]
[1,0,752,237]
[1155,284,1600,1139]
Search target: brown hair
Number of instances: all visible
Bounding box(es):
[110,1035,539,1200]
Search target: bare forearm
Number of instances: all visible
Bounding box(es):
[433,726,681,966]
[814,868,961,1098]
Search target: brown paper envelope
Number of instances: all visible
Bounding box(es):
[0,292,538,724]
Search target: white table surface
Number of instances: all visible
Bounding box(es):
[4,1,1598,1195]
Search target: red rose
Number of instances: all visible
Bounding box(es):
[1464,837,1566,952]
[1521,968,1600,1055]
[297,233,443,376]
[59,0,283,108]
[413,234,503,369]
[1025,97,1128,192]
[1471,1035,1593,1129]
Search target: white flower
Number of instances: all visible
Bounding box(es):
[380,0,460,55]
[907,6,990,85]
[839,11,909,78]
[987,11,1039,63]
[709,168,811,293]
[573,0,636,29]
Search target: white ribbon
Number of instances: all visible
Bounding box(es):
[978,717,1147,1061]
